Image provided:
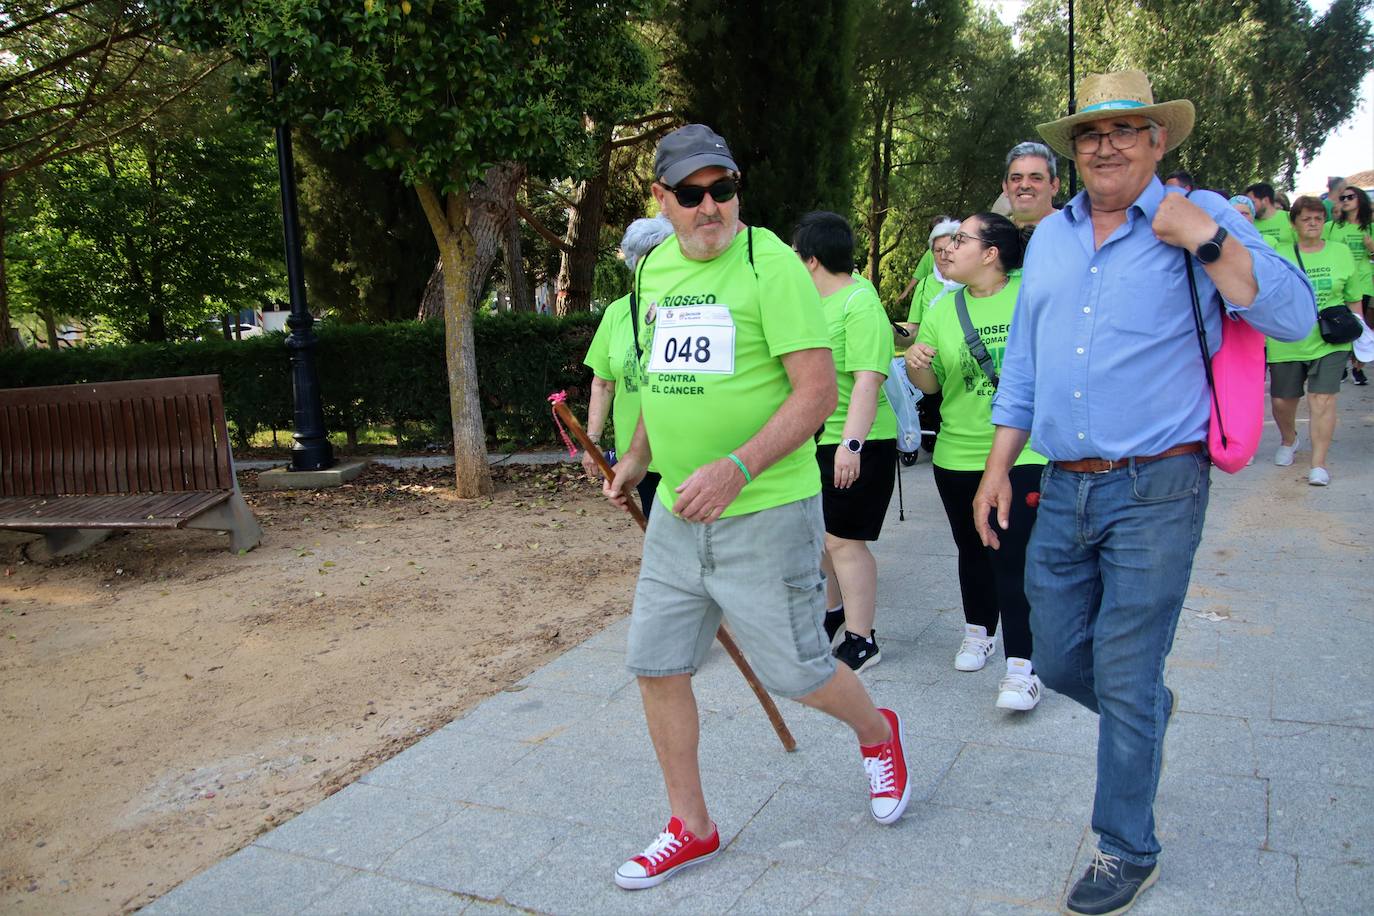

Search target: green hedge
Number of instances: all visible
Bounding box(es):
[0,314,601,449]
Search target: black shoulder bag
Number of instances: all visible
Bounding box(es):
[1294,244,1363,345]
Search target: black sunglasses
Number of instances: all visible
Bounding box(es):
[662,177,739,208]
[1339,193,1358,201]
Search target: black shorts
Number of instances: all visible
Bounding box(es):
[816,438,898,541]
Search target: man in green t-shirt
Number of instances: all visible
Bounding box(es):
[604,125,910,892]
[1246,182,1295,248]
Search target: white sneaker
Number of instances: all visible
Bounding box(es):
[1274,437,1301,466]
[996,672,1043,711]
[1308,467,1330,486]
[954,625,997,671]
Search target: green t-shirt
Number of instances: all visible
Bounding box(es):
[1323,220,1374,297]
[634,227,831,517]
[1253,211,1295,248]
[916,276,1047,471]
[1267,242,1360,363]
[583,294,645,457]
[913,249,934,282]
[819,282,898,445]
[906,275,959,327]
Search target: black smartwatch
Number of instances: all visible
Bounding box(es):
[1194,226,1228,264]
[842,438,863,454]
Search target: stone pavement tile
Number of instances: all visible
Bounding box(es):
[1254,721,1374,788]
[142,846,356,916]
[1267,779,1374,860]
[516,645,637,700]
[359,731,535,803]
[297,871,470,915]
[726,862,895,915]
[830,801,1082,899]
[1062,837,1300,916]
[540,686,661,765]
[378,805,570,900]
[967,899,1058,914]
[1266,662,1374,729]
[1294,856,1374,915]
[866,604,945,645]
[443,684,609,744]
[465,741,779,843]
[1161,711,1256,779]
[576,614,631,652]
[1155,771,1269,849]
[502,822,769,915]
[1162,652,1273,721]
[459,900,526,915]
[928,743,1094,825]
[898,682,1097,760]
[726,781,868,868]
[256,783,460,870]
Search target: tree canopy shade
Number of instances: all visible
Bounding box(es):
[1017,0,1374,192]
[152,0,657,496]
[669,0,861,236]
[0,1,230,347]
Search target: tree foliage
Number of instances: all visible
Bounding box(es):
[669,0,861,236]
[1018,0,1374,191]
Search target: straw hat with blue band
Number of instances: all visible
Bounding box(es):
[1036,70,1195,159]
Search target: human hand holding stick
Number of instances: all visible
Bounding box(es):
[549,392,797,752]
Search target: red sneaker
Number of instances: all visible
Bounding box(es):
[861,707,910,824]
[614,816,721,889]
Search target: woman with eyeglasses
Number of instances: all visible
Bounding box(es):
[1269,197,1362,485]
[904,213,1047,712]
[1325,186,1373,385]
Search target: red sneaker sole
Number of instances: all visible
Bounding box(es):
[614,848,719,890]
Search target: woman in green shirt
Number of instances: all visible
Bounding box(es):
[794,212,899,673]
[1270,197,1362,486]
[904,213,1047,712]
[581,216,674,514]
[1325,186,1373,386]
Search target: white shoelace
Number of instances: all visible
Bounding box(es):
[999,672,1035,694]
[865,750,895,794]
[638,830,684,866]
[1089,849,1121,881]
[959,636,993,658]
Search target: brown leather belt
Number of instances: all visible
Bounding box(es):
[1054,442,1204,474]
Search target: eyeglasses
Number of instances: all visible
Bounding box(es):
[1071,125,1145,154]
[1339,193,1358,201]
[662,177,739,208]
[947,231,993,251]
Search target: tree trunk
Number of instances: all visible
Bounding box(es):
[415,162,525,322]
[504,213,534,312]
[555,124,613,316]
[42,308,58,349]
[0,180,12,350]
[865,94,895,288]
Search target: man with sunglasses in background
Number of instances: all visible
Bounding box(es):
[973,71,1313,915]
[603,124,910,891]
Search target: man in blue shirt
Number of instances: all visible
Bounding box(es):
[974,71,1313,916]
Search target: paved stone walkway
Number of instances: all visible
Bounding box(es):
[148,388,1374,915]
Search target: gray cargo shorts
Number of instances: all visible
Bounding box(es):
[626,495,836,698]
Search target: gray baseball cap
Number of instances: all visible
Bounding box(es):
[654,124,739,187]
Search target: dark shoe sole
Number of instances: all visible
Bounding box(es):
[1062,862,1159,915]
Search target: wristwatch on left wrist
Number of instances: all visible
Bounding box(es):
[842,438,863,454]
[1194,225,1228,264]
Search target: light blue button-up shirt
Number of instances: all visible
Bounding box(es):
[992,178,1315,461]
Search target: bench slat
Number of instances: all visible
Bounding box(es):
[0,491,231,530]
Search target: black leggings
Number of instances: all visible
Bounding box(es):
[932,463,1041,660]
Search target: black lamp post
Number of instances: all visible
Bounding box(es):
[270,56,334,472]
[1066,0,1078,196]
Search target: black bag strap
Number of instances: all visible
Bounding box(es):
[953,288,998,388]
[1182,247,1227,447]
[1291,244,1322,322]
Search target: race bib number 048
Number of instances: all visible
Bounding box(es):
[647,305,736,375]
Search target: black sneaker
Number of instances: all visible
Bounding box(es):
[1354,367,1369,386]
[834,631,881,672]
[1065,850,1160,915]
[823,607,846,646]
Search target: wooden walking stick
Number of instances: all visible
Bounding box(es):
[550,392,797,752]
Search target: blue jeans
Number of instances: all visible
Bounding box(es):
[1026,452,1210,866]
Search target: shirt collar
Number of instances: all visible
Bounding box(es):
[1063,175,1165,224]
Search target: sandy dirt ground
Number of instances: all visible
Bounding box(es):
[0,464,642,915]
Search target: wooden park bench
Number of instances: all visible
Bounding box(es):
[0,375,262,559]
